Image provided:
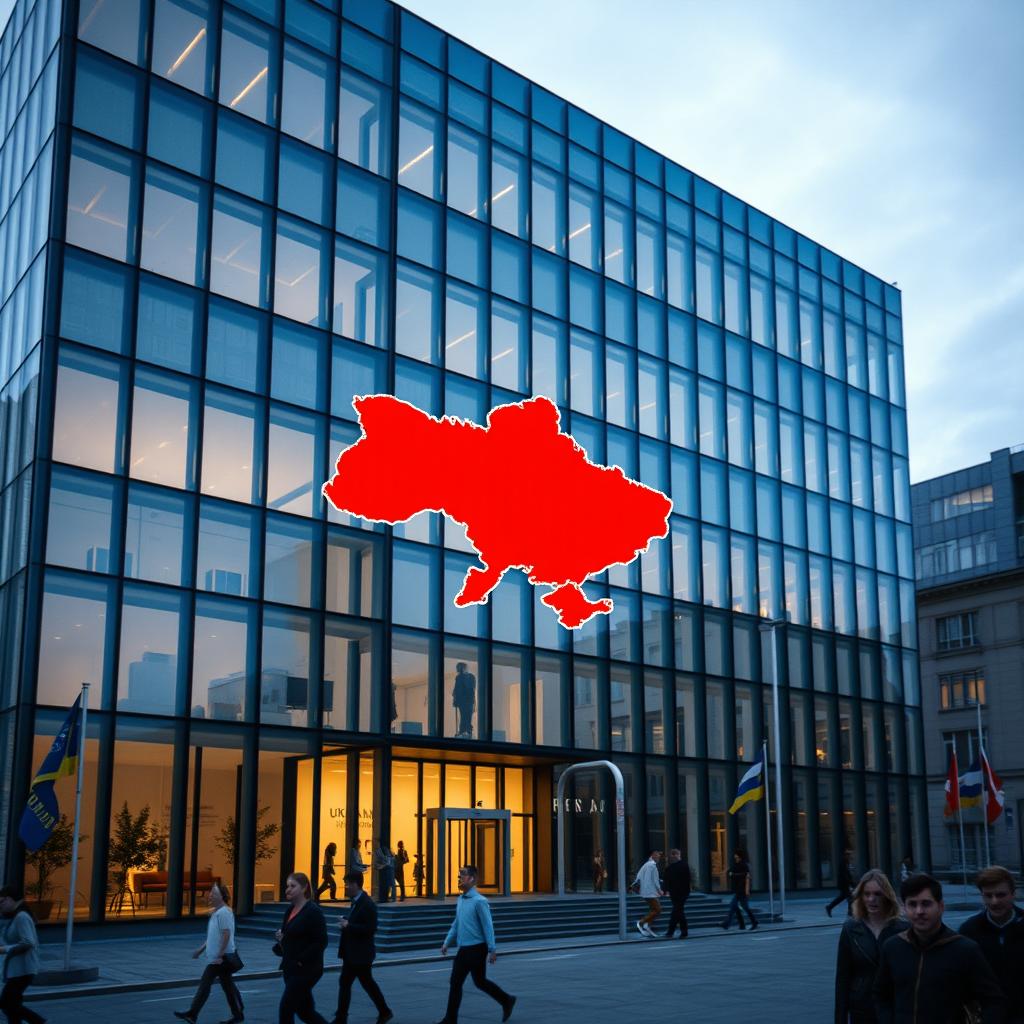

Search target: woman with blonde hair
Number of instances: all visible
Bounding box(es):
[834,869,908,1023]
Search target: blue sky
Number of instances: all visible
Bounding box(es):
[3,0,1021,481]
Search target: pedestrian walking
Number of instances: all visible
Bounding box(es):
[413,855,425,897]
[273,872,330,1024]
[434,864,516,1024]
[959,866,1024,1023]
[350,844,367,873]
[592,850,607,894]
[385,846,398,903]
[662,848,691,939]
[174,881,244,1024]
[720,849,758,931]
[632,849,664,937]
[898,855,914,884]
[394,842,409,902]
[833,869,907,1024]
[329,871,392,1024]
[874,873,1005,1023]
[317,843,338,902]
[827,850,856,918]
[0,886,45,1024]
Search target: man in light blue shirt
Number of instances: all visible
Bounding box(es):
[435,865,516,1024]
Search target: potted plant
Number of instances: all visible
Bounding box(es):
[24,814,86,922]
[107,802,165,913]
[215,805,280,866]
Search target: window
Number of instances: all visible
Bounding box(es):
[333,239,388,346]
[219,11,276,125]
[267,407,321,517]
[124,484,190,586]
[281,41,334,150]
[339,70,391,176]
[201,389,261,504]
[930,485,994,522]
[66,137,138,263]
[60,250,132,354]
[916,532,997,580]
[129,370,196,490]
[447,124,486,218]
[939,670,985,710]
[117,584,186,716]
[74,48,143,150]
[261,608,313,726]
[197,499,258,597]
[278,139,332,226]
[215,111,274,202]
[52,347,125,474]
[398,100,442,199]
[78,0,145,64]
[394,262,440,364]
[337,164,389,249]
[207,298,266,392]
[210,193,271,308]
[491,145,527,238]
[274,218,329,327]
[192,596,254,722]
[937,612,979,652]
[152,0,213,96]
[942,728,988,765]
[137,274,201,374]
[140,166,207,286]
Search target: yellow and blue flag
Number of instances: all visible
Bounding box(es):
[19,695,82,851]
[729,755,765,815]
[958,760,985,810]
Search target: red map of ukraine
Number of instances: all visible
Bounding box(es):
[322,395,673,629]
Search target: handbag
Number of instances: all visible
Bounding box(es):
[223,950,244,973]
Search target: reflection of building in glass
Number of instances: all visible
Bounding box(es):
[0,0,926,924]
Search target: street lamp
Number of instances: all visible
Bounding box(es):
[759,617,787,920]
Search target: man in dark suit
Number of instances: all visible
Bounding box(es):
[331,871,393,1024]
[662,848,692,939]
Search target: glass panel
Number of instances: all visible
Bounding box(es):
[333,239,388,346]
[492,648,523,743]
[339,70,391,176]
[535,655,565,746]
[210,193,270,308]
[191,596,254,721]
[129,370,195,489]
[117,584,185,715]
[201,389,260,505]
[337,164,389,249]
[397,100,441,199]
[447,124,485,218]
[75,48,142,150]
[219,12,275,125]
[264,514,316,607]
[274,218,328,327]
[78,0,145,64]
[124,484,189,586]
[137,276,200,374]
[491,145,527,238]
[140,167,205,286]
[67,137,136,262]
[215,111,274,202]
[152,0,213,96]
[391,631,436,736]
[53,347,124,473]
[281,41,333,149]
[197,499,258,597]
[394,262,440,364]
[444,282,486,379]
[260,608,313,727]
[267,407,320,517]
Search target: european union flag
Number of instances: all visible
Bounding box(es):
[19,695,82,851]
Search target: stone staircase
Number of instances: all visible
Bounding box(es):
[238,892,759,952]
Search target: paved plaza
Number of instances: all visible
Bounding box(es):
[26,902,980,1024]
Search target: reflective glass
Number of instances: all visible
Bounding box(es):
[604,201,632,285]
[74,48,142,150]
[124,483,190,586]
[531,165,565,255]
[264,513,317,606]
[219,12,276,125]
[339,70,391,176]
[393,542,439,630]
[261,608,313,726]
[216,111,274,202]
[201,389,260,504]
[278,139,332,226]
[129,370,195,490]
[206,298,266,392]
[192,596,254,721]
[444,282,486,379]
[447,124,486,218]
[152,0,213,96]
[531,316,566,406]
[569,330,602,417]
[148,82,210,177]
[333,238,388,345]
[568,183,600,271]
[272,321,325,410]
[281,41,334,149]
[394,262,440,364]
[53,347,125,473]
[140,167,206,286]
[210,193,271,308]
[78,0,145,64]
[636,218,663,298]
[267,406,321,517]
[332,338,385,419]
[491,145,527,238]
[446,213,487,287]
[274,218,329,326]
[47,468,119,572]
[336,163,389,249]
[66,137,137,262]
[397,100,442,199]
[117,584,186,716]
[60,250,131,354]
[197,499,258,597]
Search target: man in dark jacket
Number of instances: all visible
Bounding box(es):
[959,866,1024,1023]
[827,850,855,917]
[662,848,692,939]
[874,873,1005,1023]
[331,872,393,1024]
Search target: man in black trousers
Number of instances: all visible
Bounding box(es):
[662,848,691,939]
[331,871,393,1024]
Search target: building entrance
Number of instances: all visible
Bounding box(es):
[425,808,511,898]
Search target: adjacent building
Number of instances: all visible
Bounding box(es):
[913,446,1024,873]
[0,0,926,924]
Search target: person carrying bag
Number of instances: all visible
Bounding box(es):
[0,886,45,1024]
[174,881,244,1024]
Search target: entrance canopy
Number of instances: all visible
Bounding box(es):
[425,807,512,900]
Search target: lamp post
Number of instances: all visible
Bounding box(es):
[759,618,787,920]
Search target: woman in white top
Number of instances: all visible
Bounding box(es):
[173,881,244,1024]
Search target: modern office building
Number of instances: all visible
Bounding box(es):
[912,446,1024,873]
[0,0,926,924]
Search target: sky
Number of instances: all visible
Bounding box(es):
[2,0,1021,482]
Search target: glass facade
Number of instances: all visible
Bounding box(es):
[0,0,926,921]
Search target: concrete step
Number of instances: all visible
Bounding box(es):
[238,894,758,952]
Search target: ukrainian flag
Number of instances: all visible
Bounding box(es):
[19,695,82,851]
[958,760,985,810]
[729,756,765,815]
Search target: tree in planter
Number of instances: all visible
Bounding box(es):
[215,805,280,866]
[108,802,165,910]
[24,814,88,911]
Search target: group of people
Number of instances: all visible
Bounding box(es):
[834,865,1023,1023]
[176,863,516,1024]
[630,848,695,938]
[318,841,413,905]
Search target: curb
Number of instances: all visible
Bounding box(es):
[27,917,842,1002]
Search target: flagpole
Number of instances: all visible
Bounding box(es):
[976,700,990,868]
[762,739,774,923]
[953,736,968,900]
[64,683,88,972]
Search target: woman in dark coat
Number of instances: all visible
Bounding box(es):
[273,872,330,1024]
[835,869,909,1023]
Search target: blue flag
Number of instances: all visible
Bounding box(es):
[19,695,82,851]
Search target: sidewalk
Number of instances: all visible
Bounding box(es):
[27,896,896,1002]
